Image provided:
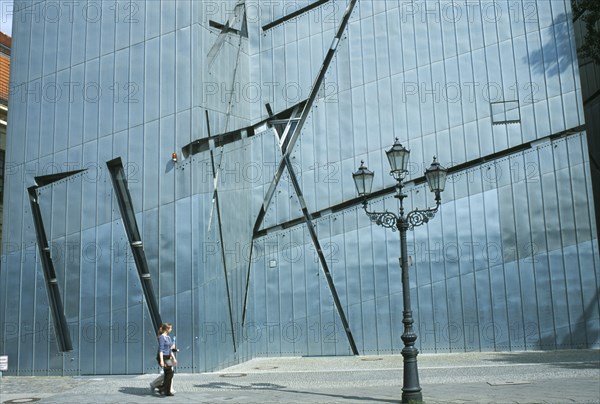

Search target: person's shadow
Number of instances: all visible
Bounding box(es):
[119,386,158,396]
[195,382,400,403]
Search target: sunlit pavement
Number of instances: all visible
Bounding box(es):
[1,350,598,403]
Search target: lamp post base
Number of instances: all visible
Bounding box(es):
[402,389,423,404]
[401,346,422,403]
[402,392,423,404]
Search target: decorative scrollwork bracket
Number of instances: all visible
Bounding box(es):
[362,201,398,231]
[362,200,440,231]
[405,206,439,230]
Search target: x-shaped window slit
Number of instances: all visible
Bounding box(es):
[242,0,361,354]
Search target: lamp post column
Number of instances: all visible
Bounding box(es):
[353,145,447,404]
[398,214,422,403]
[395,180,422,403]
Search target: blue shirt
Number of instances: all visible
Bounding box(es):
[158,334,172,356]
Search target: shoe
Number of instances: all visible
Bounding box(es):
[165,393,175,396]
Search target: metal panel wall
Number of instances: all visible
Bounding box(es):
[247,134,598,356]
[1,0,598,376]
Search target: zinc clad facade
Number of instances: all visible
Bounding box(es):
[0,0,598,375]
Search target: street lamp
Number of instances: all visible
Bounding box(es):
[352,139,447,404]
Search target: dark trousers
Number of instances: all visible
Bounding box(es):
[157,354,174,394]
[162,364,174,394]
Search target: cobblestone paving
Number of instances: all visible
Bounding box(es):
[0,376,91,394]
[0,350,598,404]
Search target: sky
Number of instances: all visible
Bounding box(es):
[1,0,13,36]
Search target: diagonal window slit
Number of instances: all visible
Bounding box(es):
[181,101,306,160]
[285,157,359,355]
[209,20,246,37]
[244,0,360,349]
[262,0,331,31]
[207,0,247,68]
[205,110,238,352]
[107,158,162,332]
[27,169,87,352]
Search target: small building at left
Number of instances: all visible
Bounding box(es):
[0,31,10,252]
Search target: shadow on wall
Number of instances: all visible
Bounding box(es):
[526,13,576,77]
[538,287,600,351]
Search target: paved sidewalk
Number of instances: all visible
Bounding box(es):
[0,350,598,403]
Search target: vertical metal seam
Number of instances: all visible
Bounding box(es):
[498,161,514,351]
[566,136,589,346]
[505,0,523,145]
[433,0,454,353]
[490,0,507,150]
[189,12,195,371]
[380,4,397,348]
[534,145,557,348]
[172,0,179,366]
[368,203,379,353]
[484,181,499,350]
[17,0,35,376]
[34,194,41,372]
[422,0,441,354]
[580,132,600,338]
[140,2,149,373]
[74,0,89,376]
[425,192,438,353]
[109,9,119,373]
[465,173,481,351]
[110,137,115,374]
[40,0,51,374]
[463,4,484,158]
[523,152,543,348]
[443,193,453,352]
[92,16,104,372]
[551,143,572,348]
[77,0,91,377]
[500,17,525,348]
[355,209,365,354]
[479,173,496,350]
[456,4,483,350]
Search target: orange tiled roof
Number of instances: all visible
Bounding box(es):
[0,32,10,46]
[0,32,10,56]
[0,54,9,103]
[0,32,9,103]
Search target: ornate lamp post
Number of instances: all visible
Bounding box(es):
[352,139,447,404]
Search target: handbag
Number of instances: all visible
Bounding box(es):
[165,357,174,367]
